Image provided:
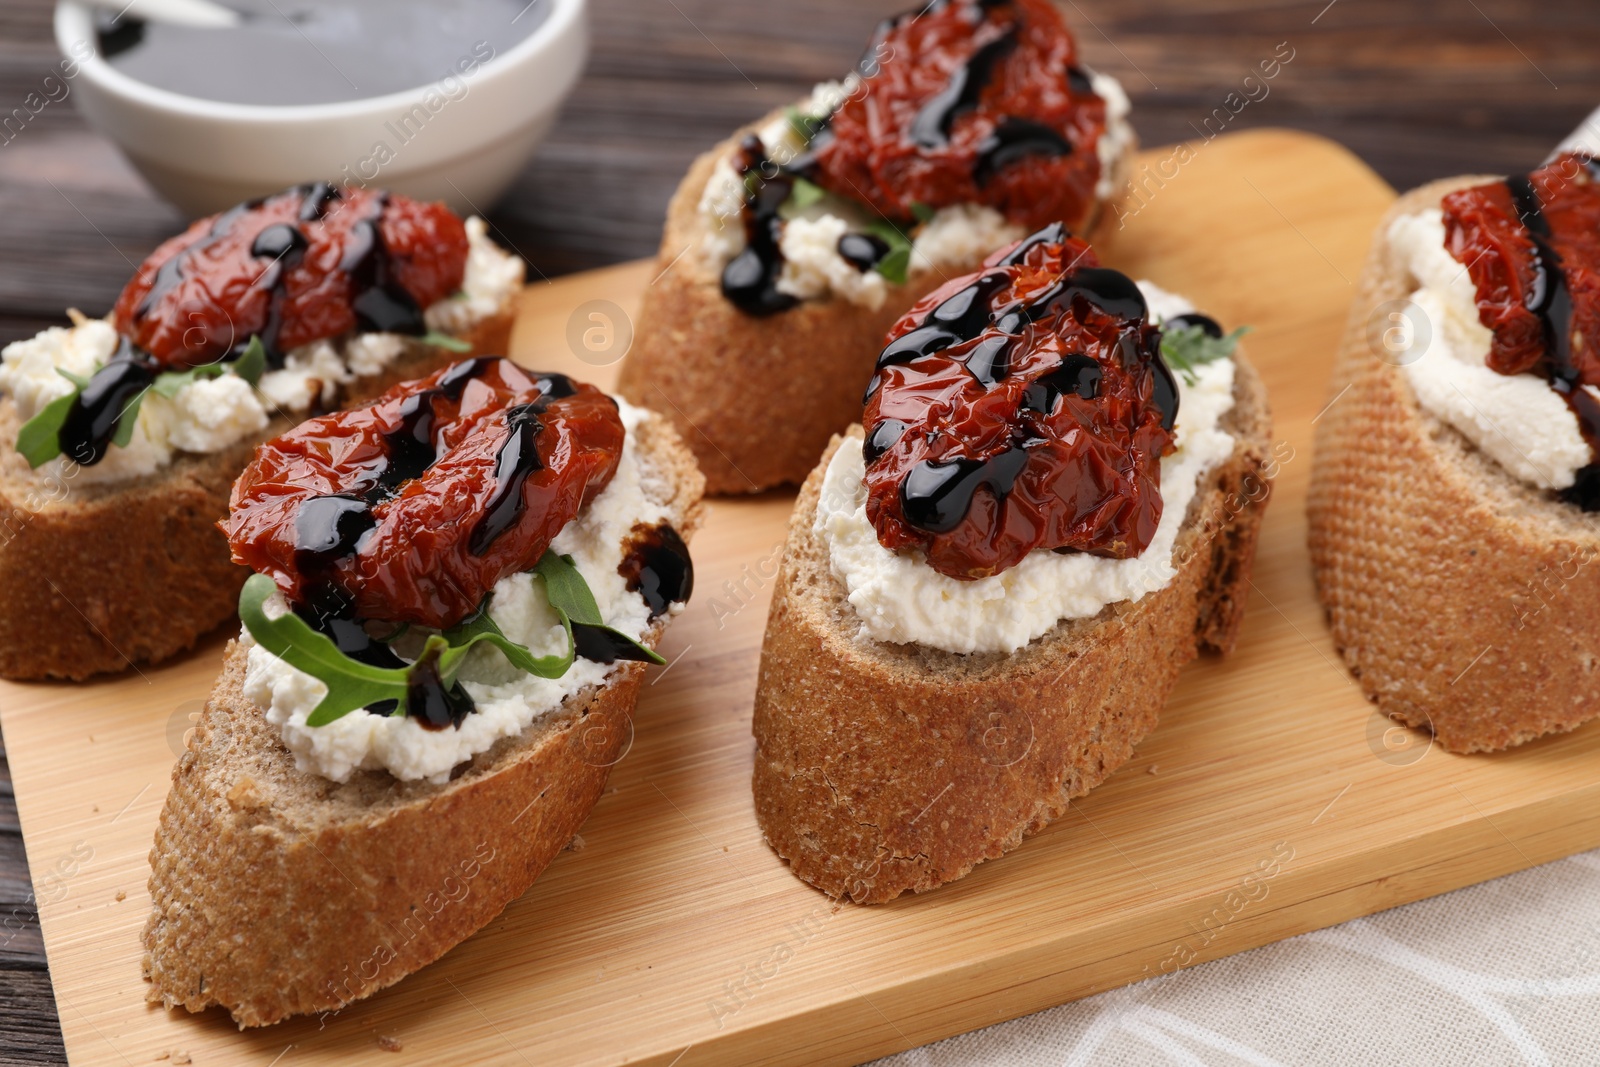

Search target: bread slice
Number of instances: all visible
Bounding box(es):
[616,107,1134,496]
[1308,178,1600,753]
[751,355,1272,903]
[142,411,705,1028]
[0,311,511,683]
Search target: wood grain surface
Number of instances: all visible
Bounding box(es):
[1,1,1598,1063]
[5,129,1600,1067]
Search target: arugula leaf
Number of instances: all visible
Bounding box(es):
[864,219,915,286]
[780,176,828,219]
[55,367,90,390]
[537,552,665,665]
[785,106,828,145]
[238,574,414,727]
[153,335,270,398]
[910,201,936,224]
[238,553,663,728]
[111,389,144,449]
[437,605,573,680]
[1160,323,1251,386]
[420,331,472,353]
[232,335,267,385]
[15,390,78,469]
[151,362,227,399]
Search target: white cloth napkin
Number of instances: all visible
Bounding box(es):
[869,848,1600,1066]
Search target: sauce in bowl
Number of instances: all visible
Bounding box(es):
[97,0,550,106]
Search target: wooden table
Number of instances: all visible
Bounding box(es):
[1,1,1597,1062]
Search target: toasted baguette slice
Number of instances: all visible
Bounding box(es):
[1308,177,1600,753]
[751,356,1272,903]
[616,107,1134,496]
[0,311,511,683]
[142,411,705,1028]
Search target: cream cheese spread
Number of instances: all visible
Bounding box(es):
[1387,209,1592,491]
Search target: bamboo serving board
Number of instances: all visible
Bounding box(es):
[6,129,1600,1067]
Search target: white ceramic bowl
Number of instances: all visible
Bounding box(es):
[53,0,588,218]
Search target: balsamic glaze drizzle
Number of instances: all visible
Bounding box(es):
[721,135,800,317]
[618,523,694,617]
[973,117,1073,187]
[1500,174,1600,510]
[908,29,1018,149]
[341,191,429,343]
[571,623,659,665]
[899,445,1031,533]
[838,232,891,272]
[55,340,157,467]
[468,402,547,557]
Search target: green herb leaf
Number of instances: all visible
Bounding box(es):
[536,552,665,665]
[420,331,472,353]
[151,362,227,399]
[780,176,828,219]
[232,335,267,385]
[238,574,414,727]
[1160,323,1251,386]
[785,106,828,145]
[110,388,144,449]
[436,604,573,682]
[910,201,936,224]
[55,367,91,390]
[15,389,78,469]
[864,219,915,286]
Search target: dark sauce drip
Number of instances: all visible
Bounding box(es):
[247,221,309,363]
[342,191,429,343]
[1164,312,1223,339]
[135,199,257,320]
[909,28,1018,149]
[371,357,495,498]
[863,418,908,464]
[997,221,1069,265]
[1066,65,1094,95]
[294,494,377,567]
[572,623,659,665]
[868,270,1010,398]
[402,642,476,730]
[721,135,800,317]
[963,333,1014,388]
[973,117,1072,187]
[1021,353,1101,412]
[618,524,694,618]
[838,232,890,272]
[900,444,1031,534]
[297,181,342,222]
[468,402,547,556]
[1502,176,1600,510]
[56,340,157,467]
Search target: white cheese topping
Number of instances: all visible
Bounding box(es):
[814,281,1237,655]
[1387,209,1591,490]
[242,401,677,785]
[696,71,1132,307]
[0,217,523,487]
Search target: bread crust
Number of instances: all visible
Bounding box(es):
[1308,177,1600,753]
[616,107,1133,496]
[0,312,512,682]
[142,412,706,1027]
[751,356,1272,903]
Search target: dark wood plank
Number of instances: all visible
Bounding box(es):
[0,1,1597,1062]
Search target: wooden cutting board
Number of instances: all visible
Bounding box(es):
[6,128,1600,1067]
